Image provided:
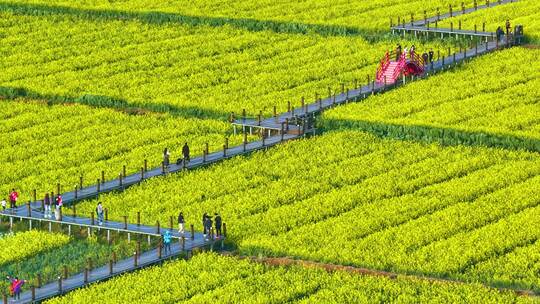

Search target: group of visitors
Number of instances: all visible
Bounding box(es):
[176,211,223,239]
[43,193,63,220]
[202,212,222,240]
[163,143,191,169]
[496,20,512,41]
[395,44,420,61]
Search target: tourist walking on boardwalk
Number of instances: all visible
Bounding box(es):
[9,189,18,209]
[395,44,402,61]
[178,211,185,235]
[428,49,434,63]
[44,193,51,219]
[205,215,213,240]
[202,213,208,236]
[163,230,172,254]
[1,198,6,211]
[214,213,222,238]
[96,202,104,225]
[182,143,190,163]
[505,19,511,35]
[54,195,63,220]
[496,26,505,41]
[163,148,170,169]
[6,276,26,300]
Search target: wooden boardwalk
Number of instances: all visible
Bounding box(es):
[0,206,217,242]
[233,39,511,132]
[30,132,299,207]
[392,25,495,38]
[0,208,222,304]
[3,242,197,304]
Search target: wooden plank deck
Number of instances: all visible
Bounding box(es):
[0,207,217,242]
[392,25,495,38]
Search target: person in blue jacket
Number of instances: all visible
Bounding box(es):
[163,230,172,255]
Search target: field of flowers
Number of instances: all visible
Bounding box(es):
[1,0,481,33]
[0,0,538,301]
[46,253,533,304]
[323,47,540,151]
[0,99,247,202]
[71,130,540,291]
[0,10,455,118]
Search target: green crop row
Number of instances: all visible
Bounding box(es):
[0,11,454,118]
[322,47,540,151]
[72,130,540,291]
[0,99,246,203]
[0,230,69,266]
[46,253,533,304]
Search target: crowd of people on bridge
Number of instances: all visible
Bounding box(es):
[163,143,191,171]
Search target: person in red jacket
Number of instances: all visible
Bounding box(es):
[8,189,18,209]
[7,276,26,300]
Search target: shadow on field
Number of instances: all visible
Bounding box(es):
[0,2,388,40]
[321,117,540,153]
[0,86,231,121]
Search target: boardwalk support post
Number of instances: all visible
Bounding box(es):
[133,252,138,267]
[63,265,68,279]
[101,171,105,184]
[97,179,101,193]
[119,173,123,187]
[105,208,108,221]
[84,268,88,284]
[191,224,194,240]
[144,159,148,172]
[109,259,114,275]
[140,167,144,180]
[223,223,227,237]
[137,212,141,226]
[58,276,62,293]
[91,212,95,226]
[27,202,31,217]
[31,285,36,301]
[157,221,160,234]
[37,274,42,288]
[123,216,127,230]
